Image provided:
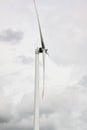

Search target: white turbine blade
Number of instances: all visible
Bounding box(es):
[42,50,45,98]
[33,0,45,48]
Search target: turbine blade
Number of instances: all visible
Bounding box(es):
[33,0,45,49]
[42,50,45,98]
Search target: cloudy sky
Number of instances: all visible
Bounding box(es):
[0,0,87,130]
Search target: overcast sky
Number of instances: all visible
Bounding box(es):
[0,0,87,130]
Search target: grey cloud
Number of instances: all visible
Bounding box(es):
[0,29,23,43]
[0,97,14,124]
[79,75,87,87]
[0,71,20,88]
[16,94,54,120]
[56,86,87,130]
[16,56,34,64]
[40,124,55,130]
[0,122,55,130]
[15,86,83,129]
[1,83,87,130]
[0,117,10,123]
[80,108,87,123]
[16,94,34,119]
[0,125,33,130]
[40,102,55,116]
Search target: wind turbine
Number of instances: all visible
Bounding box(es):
[33,0,48,130]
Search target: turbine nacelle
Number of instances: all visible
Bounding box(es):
[39,47,48,54]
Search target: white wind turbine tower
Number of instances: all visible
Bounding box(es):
[33,0,48,130]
